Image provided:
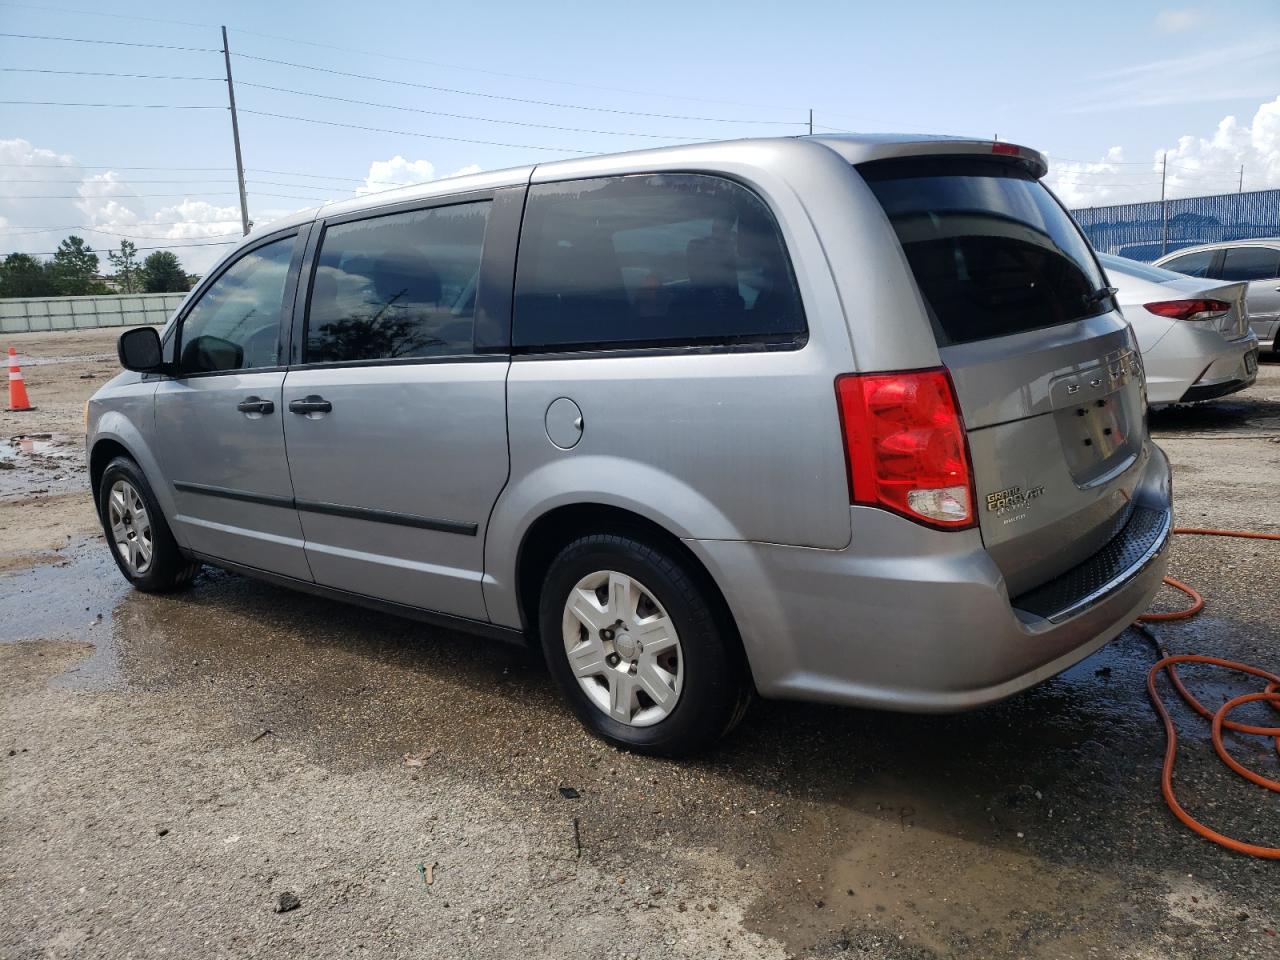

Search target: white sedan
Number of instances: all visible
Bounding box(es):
[1098,253,1260,407]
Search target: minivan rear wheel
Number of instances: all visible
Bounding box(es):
[539,533,749,755]
[98,456,200,592]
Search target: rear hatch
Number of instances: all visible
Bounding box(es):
[861,154,1149,596]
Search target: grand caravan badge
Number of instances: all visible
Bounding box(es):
[985,484,1045,517]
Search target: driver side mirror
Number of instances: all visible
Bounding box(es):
[117,327,167,374]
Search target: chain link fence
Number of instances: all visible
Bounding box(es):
[1071,188,1280,262]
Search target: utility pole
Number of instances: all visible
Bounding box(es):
[221,25,250,237]
[1238,164,1244,193]
[1159,151,1169,257]
[808,108,813,136]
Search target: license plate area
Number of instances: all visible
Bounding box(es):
[1050,348,1143,487]
[1244,349,1258,376]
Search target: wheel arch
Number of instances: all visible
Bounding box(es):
[88,417,184,547]
[513,502,749,677]
[89,437,133,496]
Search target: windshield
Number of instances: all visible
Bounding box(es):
[861,157,1109,346]
[1097,253,1186,284]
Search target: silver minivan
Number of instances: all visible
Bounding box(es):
[89,135,1173,754]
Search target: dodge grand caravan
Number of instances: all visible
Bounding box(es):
[89,135,1173,754]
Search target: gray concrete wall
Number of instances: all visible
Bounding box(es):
[0,292,187,334]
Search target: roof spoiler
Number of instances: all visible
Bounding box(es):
[809,135,1049,180]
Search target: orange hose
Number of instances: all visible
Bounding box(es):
[1136,527,1280,859]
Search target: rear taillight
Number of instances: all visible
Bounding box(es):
[835,368,976,530]
[1143,299,1230,321]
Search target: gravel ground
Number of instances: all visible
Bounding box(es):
[1,327,1278,960]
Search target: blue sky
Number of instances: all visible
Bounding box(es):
[1,0,1278,272]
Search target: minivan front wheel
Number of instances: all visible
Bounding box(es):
[97,456,200,592]
[539,534,749,754]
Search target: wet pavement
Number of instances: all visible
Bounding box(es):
[1,329,1278,959]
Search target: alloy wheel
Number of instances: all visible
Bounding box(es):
[108,479,153,576]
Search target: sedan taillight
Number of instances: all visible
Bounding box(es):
[835,368,976,530]
[1143,299,1231,321]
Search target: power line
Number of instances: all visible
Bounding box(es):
[0,163,231,171]
[18,239,237,255]
[0,226,242,242]
[0,27,801,126]
[239,108,595,154]
[229,27,803,114]
[232,52,801,126]
[0,2,215,30]
[0,31,219,53]
[2,191,329,201]
[1,177,349,197]
[0,67,222,81]
[237,81,687,140]
[2,178,243,184]
[0,2,806,116]
[0,100,223,109]
[248,168,399,186]
[0,162,406,187]
[0,225,242,240]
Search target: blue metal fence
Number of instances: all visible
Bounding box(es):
[1071,189,1280,262]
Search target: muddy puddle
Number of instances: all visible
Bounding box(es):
[0,433,84,496]
[9,352,116,367]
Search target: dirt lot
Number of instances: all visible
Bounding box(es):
[1,327,1278,959]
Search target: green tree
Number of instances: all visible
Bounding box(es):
[0,253,55,298]
[49,235,103,295]
[141,250,193,293]
[107,239,142,293]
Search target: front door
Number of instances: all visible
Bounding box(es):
[281,198,510,621]
[154,231,312,581]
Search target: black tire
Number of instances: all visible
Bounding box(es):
[538,533,750,755]
[97,456,200,592]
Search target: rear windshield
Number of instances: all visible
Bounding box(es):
[1097,252,1185,284]
[861,158,1109,346]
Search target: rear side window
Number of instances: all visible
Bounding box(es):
[1218,246,1280,282]
[1160,249,1215,278]
[861,158,1109,346]
[513,173,805,351]
[306,201,490,364]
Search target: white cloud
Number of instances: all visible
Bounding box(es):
[1045,95,1280,208]
[0,138,305,273]
[0,143,484,274]
[356,156,483,196]
[1155,8,1205,32]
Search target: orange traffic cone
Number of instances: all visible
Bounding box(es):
[7,346,34,412]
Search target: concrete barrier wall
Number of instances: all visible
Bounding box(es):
[0,292,187,334]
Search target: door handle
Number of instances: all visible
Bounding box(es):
[236,396,275,415]
[288,395,332,415]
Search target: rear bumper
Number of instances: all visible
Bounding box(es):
[689,444,1172,712]
[1177,338,1259,403]
[1146,327,1258,406]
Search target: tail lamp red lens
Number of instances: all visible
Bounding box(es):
[1142,299,1230,321]
[835,368,976,530]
